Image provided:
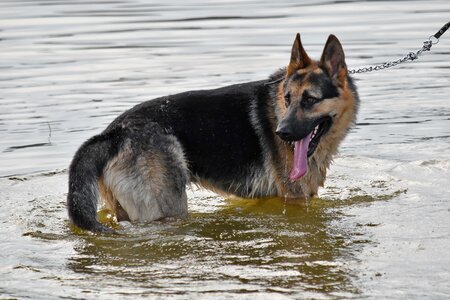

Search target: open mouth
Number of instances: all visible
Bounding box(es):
[288,117,332,181]
[306,116,332,157]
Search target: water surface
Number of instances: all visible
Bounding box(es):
[1,0,450,299]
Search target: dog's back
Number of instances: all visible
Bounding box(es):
[67,80,278,232]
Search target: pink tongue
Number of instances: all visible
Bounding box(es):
[289,132,312,181]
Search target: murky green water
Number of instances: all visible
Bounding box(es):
[1,1,450,299]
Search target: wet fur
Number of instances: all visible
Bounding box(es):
[67,34,359,232]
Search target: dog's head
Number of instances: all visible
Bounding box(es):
[275,33,358,181]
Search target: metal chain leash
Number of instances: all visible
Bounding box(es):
[264,21,449,84]
[349,21,449,74]
[348,38,436,74]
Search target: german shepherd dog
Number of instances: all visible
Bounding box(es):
[67,34,359,232]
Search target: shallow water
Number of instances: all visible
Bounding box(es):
[1,0,450,299]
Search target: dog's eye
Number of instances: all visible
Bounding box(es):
[306,97,319,104]
[284,92,291,107]
[301,96,319,109]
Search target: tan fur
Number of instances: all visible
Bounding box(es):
[101,141,188,222]
[195,179,232,197]
[98,176,130,221]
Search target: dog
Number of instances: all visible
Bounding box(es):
[67,33,359,232]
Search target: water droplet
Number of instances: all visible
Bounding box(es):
[282,193,288,215]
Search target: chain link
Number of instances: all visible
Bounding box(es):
[348,37,438,74]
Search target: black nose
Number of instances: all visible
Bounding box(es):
[275,127,293,141]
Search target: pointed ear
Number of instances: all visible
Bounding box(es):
[287,33,311,77]
[320,34,347,82]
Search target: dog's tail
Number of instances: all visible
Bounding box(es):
[67,130,120,233]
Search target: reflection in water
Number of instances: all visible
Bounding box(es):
[65,196,379,297]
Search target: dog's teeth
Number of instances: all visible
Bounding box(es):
[310,125,319,140]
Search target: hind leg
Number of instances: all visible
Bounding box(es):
[98,177,130,222]
[102,128,188,223]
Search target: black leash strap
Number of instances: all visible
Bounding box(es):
[433,21,450,39]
